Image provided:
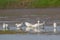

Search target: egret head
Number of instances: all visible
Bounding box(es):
[37,20,40,23]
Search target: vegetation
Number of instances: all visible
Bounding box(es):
[31,0,60,8]
[0,30,28,34]
[0,0,60,8]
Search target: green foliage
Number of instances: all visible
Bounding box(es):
[32,0,60,8]
[0,0,60,8]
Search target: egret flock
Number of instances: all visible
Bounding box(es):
[2,20,57,33]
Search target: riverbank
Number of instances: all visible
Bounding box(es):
[0,30,28,34]
[0,8,60,21]
[0,30,60,35]
[0,0,60,9]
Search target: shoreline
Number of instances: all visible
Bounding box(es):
[0,30,60,35]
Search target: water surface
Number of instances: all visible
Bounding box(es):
[0,34,60,40]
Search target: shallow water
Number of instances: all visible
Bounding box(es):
[0,26,60,32]
[0,34,60,40]
[0,25,60,40]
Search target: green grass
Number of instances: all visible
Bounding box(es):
[0,0,60,8]
[32,0,60,8]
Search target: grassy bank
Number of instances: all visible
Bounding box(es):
[0,30,60,35]
[32,0,60,8]
[0,0,60,9]
[0,30,28,34]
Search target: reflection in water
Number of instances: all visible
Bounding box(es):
[0,17,60,40]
